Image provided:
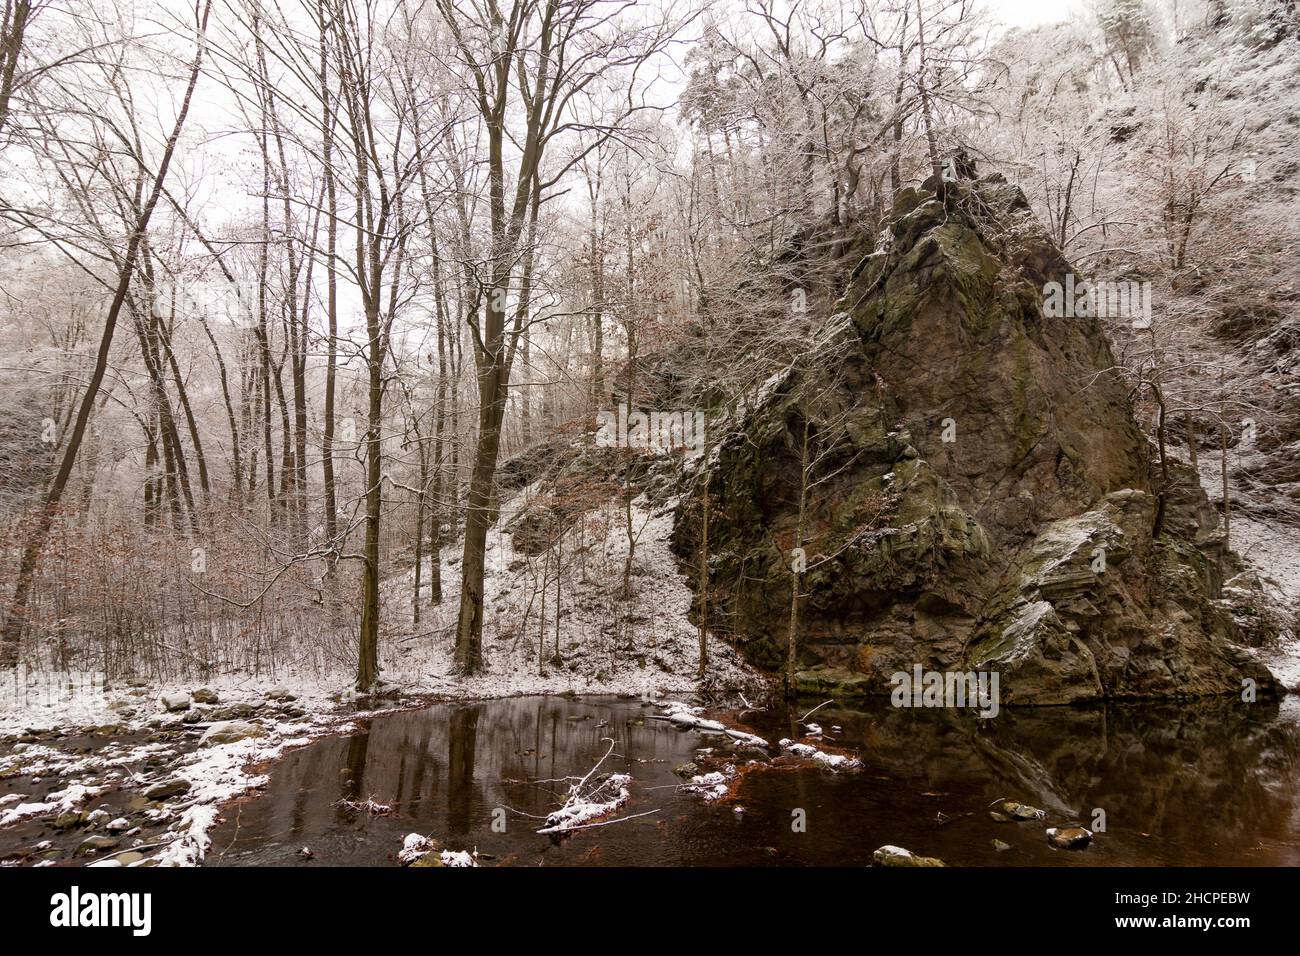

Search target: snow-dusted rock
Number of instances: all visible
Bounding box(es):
[398,833,435,865]
[199,720,267,746]
[159,692,192,712]
[872,844,945,867]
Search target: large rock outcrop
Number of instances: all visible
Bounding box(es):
[674,174,1277,703]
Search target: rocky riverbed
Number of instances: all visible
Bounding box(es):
[0,681,404,866]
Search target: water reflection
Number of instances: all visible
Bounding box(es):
[207,695,1300,867]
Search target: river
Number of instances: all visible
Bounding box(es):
[201,694,1300,867]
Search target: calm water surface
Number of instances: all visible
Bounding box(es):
[206,695,1300,867]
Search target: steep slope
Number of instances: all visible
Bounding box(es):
[674,173,1278,704]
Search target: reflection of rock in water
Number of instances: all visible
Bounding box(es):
[818,698,1300,858]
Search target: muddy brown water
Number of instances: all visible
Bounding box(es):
[199,694,1300,867]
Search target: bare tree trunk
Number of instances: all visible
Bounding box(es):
[697,485,709,679]
[129,290,197,533]
[1220,417,1232,551]
[553,533,563,667]
[161,308,211,506]
[538,546,548,675]
[357,295,384,690]
[454,369,508,673]
[413,440,426,626]
[256,127,276,518]
[889,6,909,197]
[0,0,32,139]
[428,239,450,607]
[621,175,638,599]
[319,0,339,553]
[520,328,532,445]
[915,0,945,194]
[787,419,810,696]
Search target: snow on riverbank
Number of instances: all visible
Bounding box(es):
[1,487,761,867]
[1181,447,1300,690]
[376,490,759,702]
[2,485,759,745]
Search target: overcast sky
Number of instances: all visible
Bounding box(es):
[993,0,1085,28]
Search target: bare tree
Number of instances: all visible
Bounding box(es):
[1,0,213,666]
[438,0,685,673]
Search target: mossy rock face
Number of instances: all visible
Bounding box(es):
[673,174,1276,704]
[970,490,1276,702]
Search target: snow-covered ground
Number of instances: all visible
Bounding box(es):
[1,488,761,742]
[0,487,762,867]
[374,488,758,701]
[1182,448,1300,691]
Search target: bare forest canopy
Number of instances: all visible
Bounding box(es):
[1,0,1297,691]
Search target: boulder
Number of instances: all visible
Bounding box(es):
[191,688,220,705]
[872,844,946,867]
[159,692,191,713]
[399,833,443,866]
[1047,826,1093,850]
[988,800,1046,823]
[673,175,1277,705]
[199,720,267,746]
[210,702,258,721]
[75,835,120,856]
[144,778,191,800]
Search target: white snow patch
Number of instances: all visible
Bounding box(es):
[0,782,102,827]
[537,773,633,834]
[778,738,862,770]
[155,805,218,867]
[682,765,736,803]
[440,849,477,867]
[378,492,760,703]
[398,832,433,865]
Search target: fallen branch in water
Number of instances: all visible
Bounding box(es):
[778,738,861,770]
[536,738,635,835]
[649,702,769,748]
[334,797,393,815]
[544,808,660,833]
[799,699,834,722]
[87,841,170,864]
